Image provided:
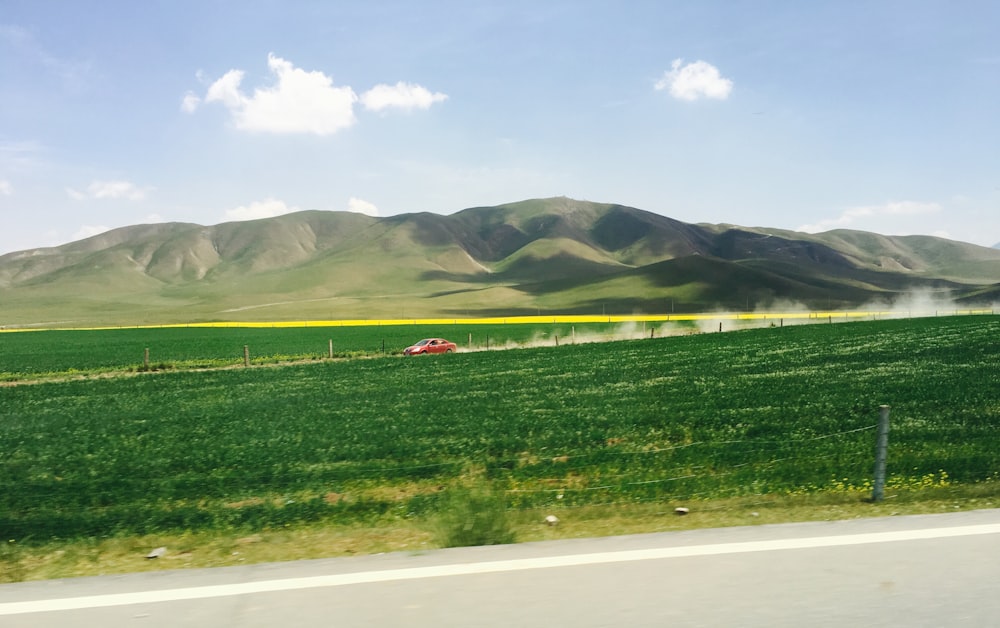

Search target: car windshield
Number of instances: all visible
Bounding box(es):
[414,339,432,346]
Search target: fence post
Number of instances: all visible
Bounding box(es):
[144,348,150,369]
[328,339,333,359]
[872,405,891,502]
[243,345,250,367]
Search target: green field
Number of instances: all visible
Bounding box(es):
[1,316,998,543]
[0,320,671,378]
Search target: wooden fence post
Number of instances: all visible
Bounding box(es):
[144,348,150,369]
[243,345,250,367]
[872,405,891,502]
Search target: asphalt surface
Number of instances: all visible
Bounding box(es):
[2,509,999,627]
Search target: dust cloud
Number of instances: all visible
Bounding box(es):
[457,290,995,352]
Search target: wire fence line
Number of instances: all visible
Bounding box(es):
[4,423,881,506]
[4,406,976,542]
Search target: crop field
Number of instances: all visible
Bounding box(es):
[0,321,644,378]
[1,315,998,543]
[3,309,989,379]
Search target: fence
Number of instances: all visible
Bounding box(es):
[0,409,902,541]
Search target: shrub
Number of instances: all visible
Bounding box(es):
[433,483,515,548]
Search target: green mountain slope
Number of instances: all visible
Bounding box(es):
[1,197,998,327]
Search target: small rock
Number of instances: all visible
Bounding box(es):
[146,546,167,559]
[751,512,760,517]
[545,514,560,526]
[674,507,690,515]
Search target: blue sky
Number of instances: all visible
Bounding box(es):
[2,1,999,255]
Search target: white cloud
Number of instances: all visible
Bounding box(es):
[205,69,247,109]
[347,197,379,216]
[192,55,447,134]
[72,225,111,241]
[0,180,11,195]
[655,59,733,101]
[225,198,299,222]
[180,91,201,113]
[144,213,165,223]
[361,82,448,112]
[67,180,150,201]
[799,201,943,233]
[203,54,358,135]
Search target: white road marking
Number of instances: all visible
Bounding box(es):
[3,523,999,616]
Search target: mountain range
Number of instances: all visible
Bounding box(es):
[2,197,999,327]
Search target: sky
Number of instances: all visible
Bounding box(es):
[2,0,999,256]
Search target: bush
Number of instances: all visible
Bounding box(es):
[433,483,515,548]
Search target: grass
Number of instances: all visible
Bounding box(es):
[1,315,997,581]
[3,481,998,583]
[0,321,640,379]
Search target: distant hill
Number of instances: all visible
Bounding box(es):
[2,197,999,327]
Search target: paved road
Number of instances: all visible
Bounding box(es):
[2,509,999,627]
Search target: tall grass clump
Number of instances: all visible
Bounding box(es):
[433,482,516,548]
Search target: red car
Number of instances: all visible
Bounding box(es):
[403,338,457,355]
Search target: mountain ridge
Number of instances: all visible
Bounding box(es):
[2,197,998,327]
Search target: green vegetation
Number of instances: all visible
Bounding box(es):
[0,322,625,379]
[3,198,999,327]
[2,315,997,552]
[433,480,516,548]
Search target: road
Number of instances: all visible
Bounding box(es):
[2,509,999,627]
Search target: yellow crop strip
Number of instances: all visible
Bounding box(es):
[0,309,994,332]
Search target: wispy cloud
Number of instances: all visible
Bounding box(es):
[0,139,45,173]
[0,180,11,195]
[186,54,446,135]
[360,82,447,112]
[180,91,201,113]
[67,180,150,201]
[347,197,379,216]
[225,198,299,221]
[798,201,942,233]
[655,59,733,101]
[0,24,92,85]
